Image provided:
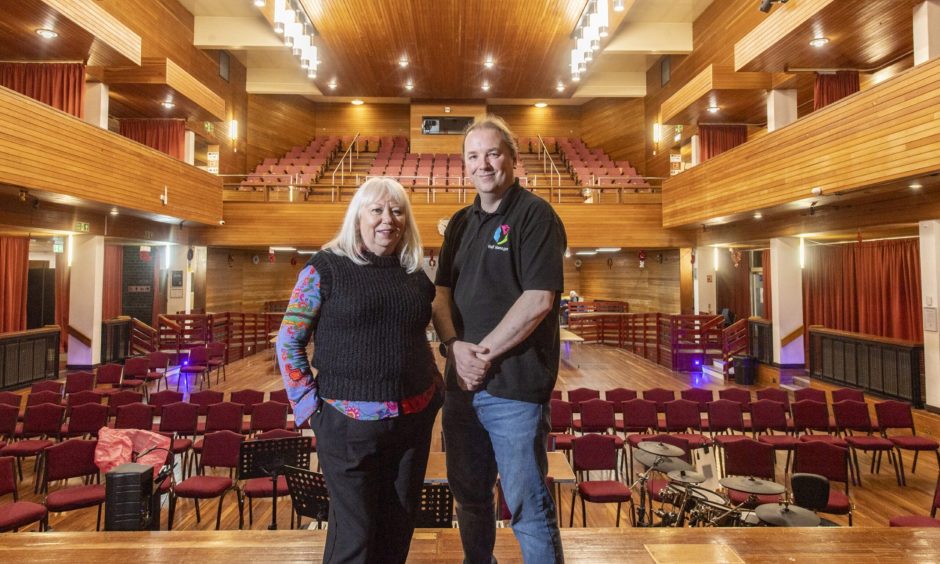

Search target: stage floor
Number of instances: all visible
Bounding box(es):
[2,528,939,563]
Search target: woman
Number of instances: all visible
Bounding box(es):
[276,177,442,563]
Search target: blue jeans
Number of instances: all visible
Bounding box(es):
[444,390,564,564]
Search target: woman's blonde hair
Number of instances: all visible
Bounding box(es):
[322,177,423,272]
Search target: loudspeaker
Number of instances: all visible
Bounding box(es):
[105,462,160,531]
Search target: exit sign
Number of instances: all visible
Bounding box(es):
[74,221,90,233]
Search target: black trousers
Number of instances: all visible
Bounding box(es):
[311,392,442,564]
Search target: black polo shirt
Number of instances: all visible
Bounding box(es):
[436,182,567,403]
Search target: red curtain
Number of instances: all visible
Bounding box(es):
[102,245,123,320]
[0,237,30,333]
[803,239,922,342]
[814,71,860,111]
[761,249,772,321]
[700,125,747,161]
[730,252,751,322]
[0,62,85,118]
[55,251,70,351]
[119,119,186,160]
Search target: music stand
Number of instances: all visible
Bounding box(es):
[283,465,330,530]
[238,437,311,530]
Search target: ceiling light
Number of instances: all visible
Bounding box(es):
[572,72,581,82]
[613,0,625,13]
[484,56,494,69]
[399,56,409,68]
[269,246,297,252]
[556,82,565,92]
[161,101,175,109]
[307,69,317,79]
[351,99,364,105]
[706,105,720,113]
[576,250,597,256]
[405,79,414,91]
[482,81,490,92]
[534,102,547,108]
[809,36,830,48]
[110,207,119,216]
[35,28,58,39]
[253,0,265,7]
[597,248,621,253]
[753,212,763,219]
[296,250,318,255]
[274,21,284,34]
[328,80,337,90]
[910,182,923,190]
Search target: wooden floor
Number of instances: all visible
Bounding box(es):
[5,342,940,553]
[2,528,940,563]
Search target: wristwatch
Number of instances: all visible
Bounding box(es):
[439,337,457,357]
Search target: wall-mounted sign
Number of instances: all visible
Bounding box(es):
[127,285,151,293]
[171,270,184,287]
[74,221,90,233]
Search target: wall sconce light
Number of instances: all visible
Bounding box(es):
[67,234,74,268]
[799,236,805,269]
[713,246,719,271]
[229,119,238,152]
[652,123,662,155]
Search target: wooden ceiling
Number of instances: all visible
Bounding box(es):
[661,65,772,126]
[294,0,585,99]
[103,58,226,121]
[735,0,921,73]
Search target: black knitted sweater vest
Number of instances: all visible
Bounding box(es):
[310,250,436,402]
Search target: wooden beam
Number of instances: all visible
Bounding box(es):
[660,65,772,125]
[104,57,226,122]
[42,0,142,66]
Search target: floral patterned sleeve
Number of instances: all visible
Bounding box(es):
[276,265,322,426]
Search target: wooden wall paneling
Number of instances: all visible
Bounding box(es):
[661,57,940,228]
[198,202,695,250]
[661,65,772,126]
[38,0,141,65]
[679,247,695,314]
[579,98,646,174]
[314,102,410,139]
[575,250,681,313]
[733,0,834,71]
[410,102,486,154]
[563,255,580,297]
[489,105,582,140]
[104,57,226,121]
[0,86,222,225]
[246,95,318,170]
[644,0,766,176]
[205,248,304,314]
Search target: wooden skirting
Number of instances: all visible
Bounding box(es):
[2,528,939,562]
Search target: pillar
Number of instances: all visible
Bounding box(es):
[919,220,940,410]
[770,237,804,365]
[690,134,701,167]
[67,235,104,367]
[694,246,717,315]
[766,89,797,132]
[184,130,196,165]
[84,83,109,129]
[914,0,940,65]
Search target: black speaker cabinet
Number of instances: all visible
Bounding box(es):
[105,462,160,531]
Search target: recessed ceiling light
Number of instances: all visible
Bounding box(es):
[405,79,414,91]
[753,212,763,219]
[556,82,565,92]
[110,207,119,216]
[351,99,364,105]
[484,56,494,69]
[572,73,581,82]
[35,28,58,39]
[398,56,409,68]
[481,81,490,92]
[328,80,337,90]
[576,250,597,256]
[253,0,265,7]
[534,102,547,108]
[706,105,720,113]
[910,182,923,190]
[809,36,830,48]
[161,101,175,109]
[597,247,621,252]
[307,69,317,79]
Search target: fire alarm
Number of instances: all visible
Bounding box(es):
[252,254,260,265]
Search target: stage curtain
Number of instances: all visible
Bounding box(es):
[700,125,747,161]
[119,119,185,160]
[102,245,123,320]
[761,249,772,321]
[0,62,85,118]
[855,239,922,341]
[803,240,921,342]
[813,71,860,111]
[0,237,30,333]
[55,251,70,351]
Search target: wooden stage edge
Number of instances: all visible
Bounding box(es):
[2,528,939,563]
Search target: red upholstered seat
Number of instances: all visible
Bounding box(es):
[173,475,232,498]
[0,439,53,457]
[825,489,852,513]
[578,480,631,503]
[45,483,106,511]
[243,475,289,498]
[889,515,940,527]
[726,489,781,507]
[0,498,47,532]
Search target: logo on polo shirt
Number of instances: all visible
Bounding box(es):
[489,224,510,251]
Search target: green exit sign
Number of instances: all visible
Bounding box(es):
[74,221,90,233]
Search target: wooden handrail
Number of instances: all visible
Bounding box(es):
[781,325,804,347]
[808,325,923,347]
[67,324,92,347]
[158,314,182,333]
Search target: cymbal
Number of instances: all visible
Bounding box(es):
[755,503,821,527]
[635,450,693,473]
[637,441,685,457]
[667,469,707,484]
[719,476,786,496]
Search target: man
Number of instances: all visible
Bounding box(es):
[433,115,566,563]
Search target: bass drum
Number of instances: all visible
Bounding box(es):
[662,484,731,526]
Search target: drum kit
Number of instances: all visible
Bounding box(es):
[631,441,821,528]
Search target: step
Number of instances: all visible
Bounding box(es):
[712,358,728,369]
[701,364,727,385]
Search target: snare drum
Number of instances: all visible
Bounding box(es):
[662,484,729,524]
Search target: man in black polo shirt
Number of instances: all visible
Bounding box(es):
[433,115,566,564]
